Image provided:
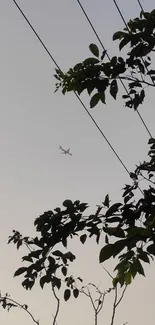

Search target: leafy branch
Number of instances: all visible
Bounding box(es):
[0,292,39,324]
[52,285,60,325]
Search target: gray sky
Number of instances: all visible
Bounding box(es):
[0,0,155,324]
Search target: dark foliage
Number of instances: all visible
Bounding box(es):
[8,137,155,289]
[55,9,155,110]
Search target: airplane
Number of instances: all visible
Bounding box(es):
[59,146,72,156]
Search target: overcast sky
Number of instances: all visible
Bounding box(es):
[0,1,155,324]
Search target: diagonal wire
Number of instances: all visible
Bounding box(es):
[137,0,144,11]
[112,0,153,137]
[12,0,132,176]
[76,0,152,138]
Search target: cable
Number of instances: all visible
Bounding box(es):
[76,0,152,138]
[112,0,128,29]
[112,0,154,138]
[12,0,60,70]
[12,0,130,174]
[137,0,144,11]
[76,0,110,61]
[12,0,146,196]
[74,92,129,174]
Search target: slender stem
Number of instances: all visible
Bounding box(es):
[51,286,60,325]
[110,285,127,325]
[119,75,155,87]
[101,265,114,279]
[0,296,39,324]
[139,172,155,185]
[115,286,127,307]
[110,286,118,325]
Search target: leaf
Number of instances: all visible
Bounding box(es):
[78,203,88,212]
[90,93,101,108]
[89,43,99,57]
[105,234,109,244]
[130,262,138,279]
[22,279,35,290]
[147,69,155,75]
[110,79,118,100]
[113,31,126,41]
[61,266,67,276]
[100,92,106,104]
[103,194,110,208]
[30,250,42,259]
[73,288,79,298]
[62,238,67,248]
[52,276,61,289]
[64,289,71,301]
[40,275,48,289]
[17,240,22,250]
[124,271,132,285]
[101,50,107,60]
[147,244,155,256]
[99,244,114,263]
[22,256,33,263]
[64,251,76,262]
[80,234,87,244]
[119,36,130,50]
[148,138,155,144]
[52,250,63,257]
[105,203,122,218]
[106,217,121,223]
[112,276,119,287]
[138,252,150,264]
[104,227,125,238]
[14,267,27,277]
[84,57,99,65]
[136,259,145,276]
[113,240,127,257]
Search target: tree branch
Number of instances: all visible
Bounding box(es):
[110,286,118,325]
[51,285,60,325]
[0,294,39,324]
[110,285,127,325]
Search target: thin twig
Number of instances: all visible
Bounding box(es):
[110,285,127,325]
[110,286,118,325]
[0,295,39,324]
[115,285,127,307]
[101,265,114,279]
[80,283,113,325]
[51,285,60,325]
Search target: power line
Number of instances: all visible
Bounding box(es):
[112,0,128,29]
[12,0,131,176]
[112,0,153,138]
[76,0,152,138]
[137,0,144,11]
[76,0,110,61]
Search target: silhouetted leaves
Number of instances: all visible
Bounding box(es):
[61,266,67,276]
[73,288,79,298]
[14,267,27,277]
[40,275,49,289]
[80,234,87,244]
[103,194,110,208]
[90,93,101,108]
[105,203,122,218]
[110,79,118,99]
[99,244,114,263]
[147,244,155,255]
[89,43,99,57]
[64,289,71,301]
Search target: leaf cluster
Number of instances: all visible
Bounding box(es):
[55,9,155,110]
